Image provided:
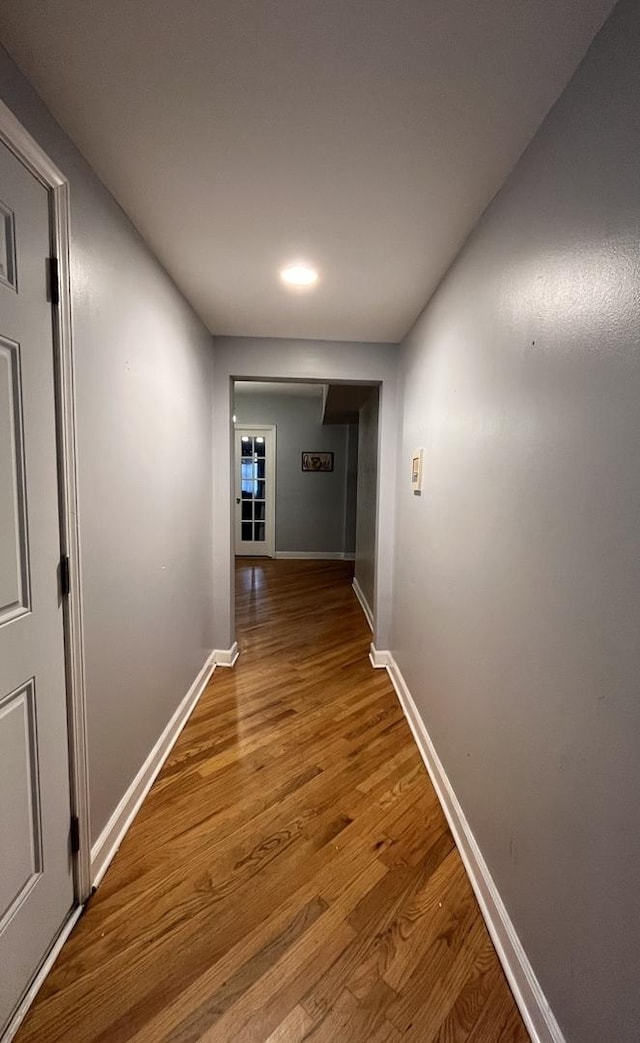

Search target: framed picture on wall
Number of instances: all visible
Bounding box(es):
[301,451,334,472]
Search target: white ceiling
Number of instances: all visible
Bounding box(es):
[0,0,614,343]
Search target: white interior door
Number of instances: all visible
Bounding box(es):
[0,138,75,1033]
[234,426,276,557]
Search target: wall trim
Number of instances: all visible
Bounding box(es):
[376,650,565,1043]
[352,577,374,631]
[2,905,83,1043]
[90,653,216,888]
[369,643,392,668]
[212,641,239,668]
[275,551,355,560]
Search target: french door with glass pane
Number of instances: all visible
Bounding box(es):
[234,425,276,557]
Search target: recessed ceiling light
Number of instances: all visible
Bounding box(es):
[280,263,318,288]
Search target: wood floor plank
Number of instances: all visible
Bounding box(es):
[264,1005,314,1042]
[431,946,505,1043]
[302,982,399,1042]
[386,914,490,1040]
[14,559,529,1043]
[301,861,426,1023]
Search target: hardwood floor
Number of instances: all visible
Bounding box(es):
[16,560,529,1043]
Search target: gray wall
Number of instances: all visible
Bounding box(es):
[212,338,400,651]
[0,49,215,847]
[233,390,355,555]
[392,3,640,1040]
[354,388,379,615]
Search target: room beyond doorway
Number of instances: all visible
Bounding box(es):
[232,378,379,634]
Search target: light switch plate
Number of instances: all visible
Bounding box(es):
[411,448,424,494]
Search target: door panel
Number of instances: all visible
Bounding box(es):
[234,427,275,557]
[0,139,74,1032]
[0,335,29,623]
[0,679,42,931]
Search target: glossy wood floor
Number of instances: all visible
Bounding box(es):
[16,560,529,1043]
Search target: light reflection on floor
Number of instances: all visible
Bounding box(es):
[237,561,266,594]
[233,560,269,745]
[237,561,267,631]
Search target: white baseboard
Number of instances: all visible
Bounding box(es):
[378,651,565,1043]
[369,643,392,668]
[2,906,83,1043]
[212,641,239,668]
[90,652,216,889]
[274,551,355,561]
[352,578,374,631]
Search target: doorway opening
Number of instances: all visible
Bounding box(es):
[231,378,379,636]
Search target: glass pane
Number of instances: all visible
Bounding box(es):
[241,501,252,521]
[254,501,265,521]
[255,437,266,458]
[254,521,265,542]
[257,458,266,479]
[241,459,258,498]
[241,522,253,541]
[256,480,265,499]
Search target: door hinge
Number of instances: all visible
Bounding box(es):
[47,256,60,306]
[60,554,71,597]
[70,815,80,856]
